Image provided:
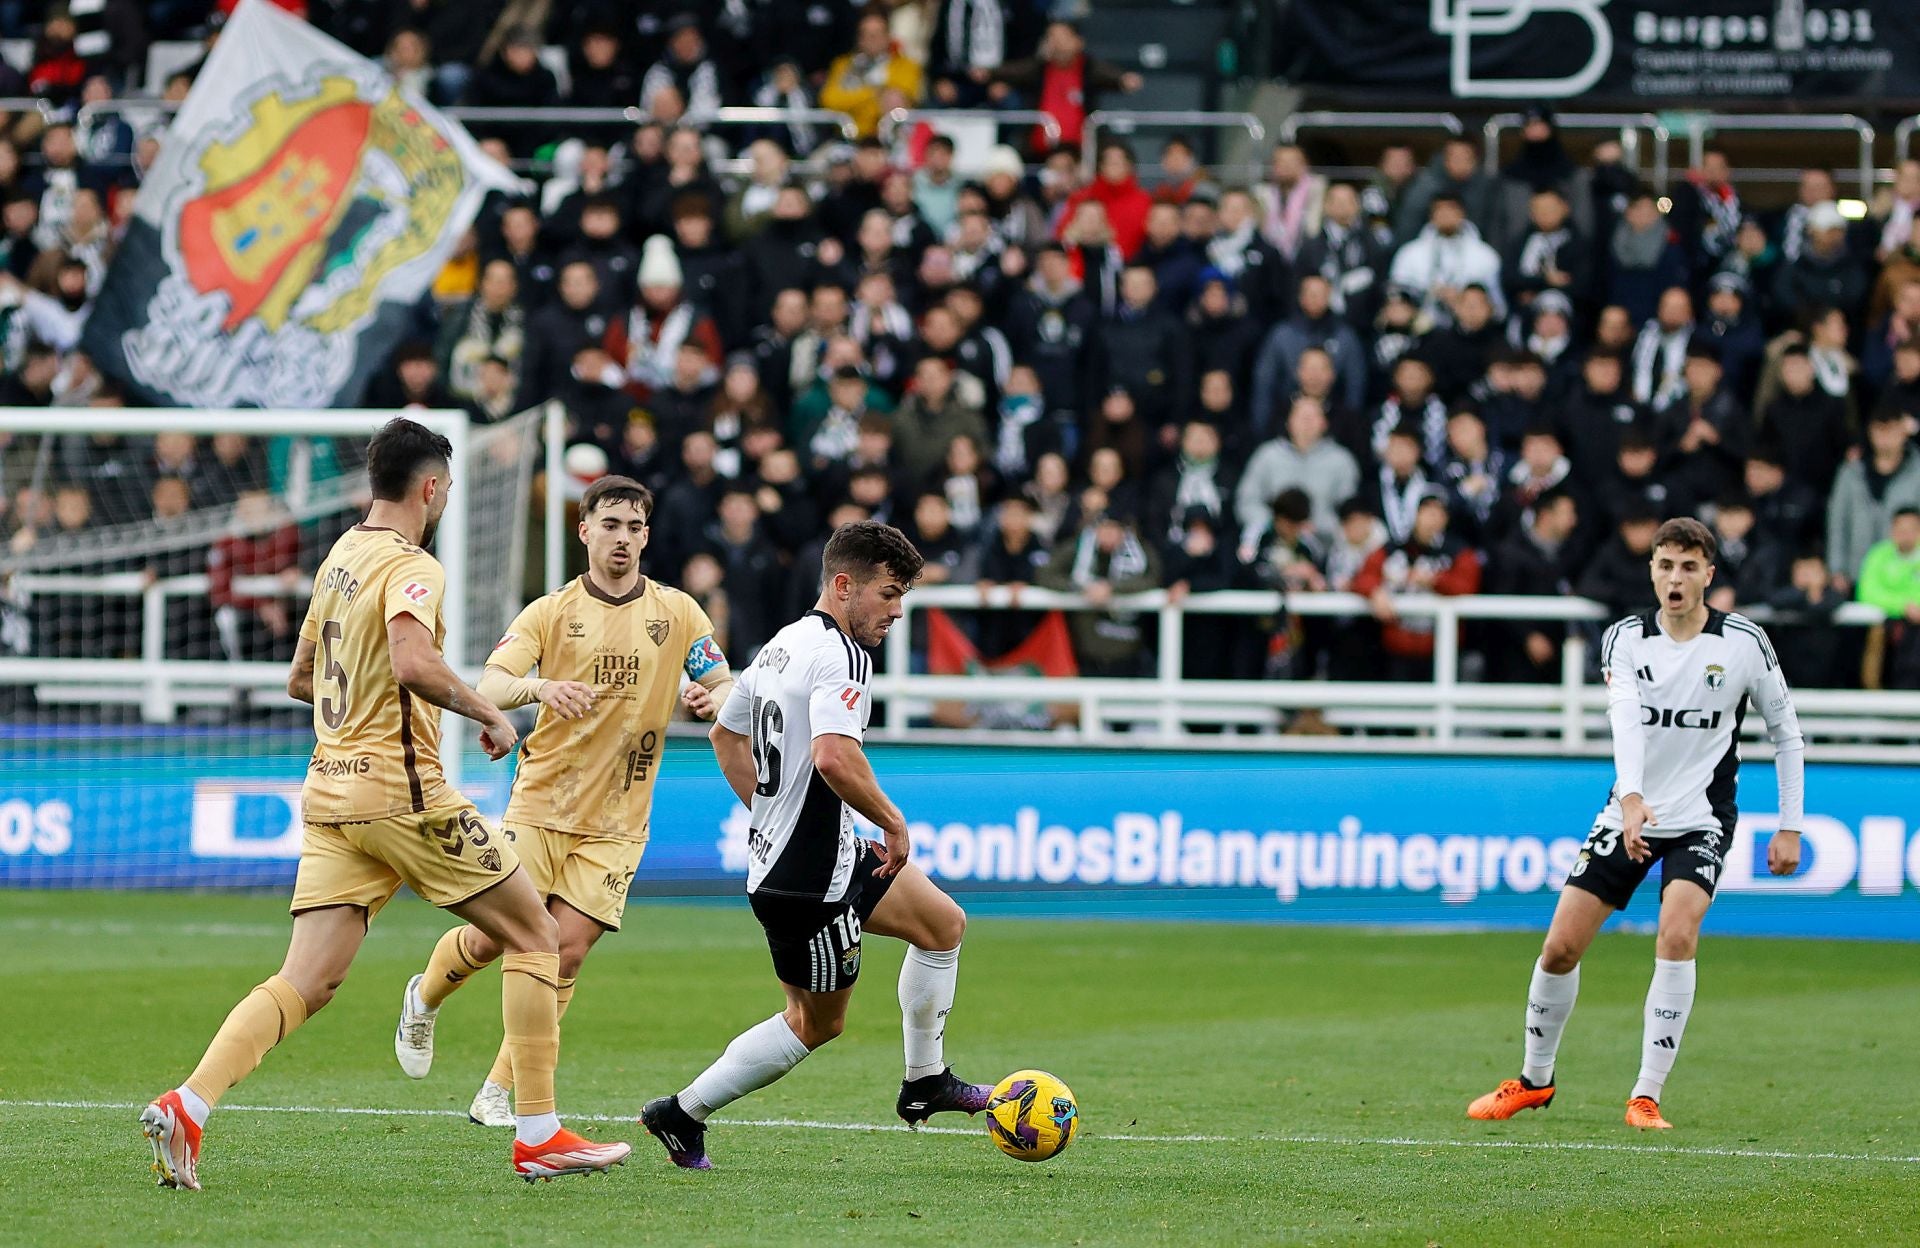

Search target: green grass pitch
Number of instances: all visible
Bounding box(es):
[3,890,1916,1246]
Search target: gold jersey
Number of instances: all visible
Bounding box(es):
[489,575,723,842]
[298,524,455,823]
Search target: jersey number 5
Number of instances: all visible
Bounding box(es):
[749,695,784,797]
[319,619,349,730]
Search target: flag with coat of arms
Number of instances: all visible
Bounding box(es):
[80,0,522,409]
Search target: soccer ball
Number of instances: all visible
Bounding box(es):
[986,1070,1078,1162]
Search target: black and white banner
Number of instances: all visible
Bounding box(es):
[81,0,520,409]
[1282,1,1920,101]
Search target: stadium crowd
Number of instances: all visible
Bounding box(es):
[2,1,1920,697]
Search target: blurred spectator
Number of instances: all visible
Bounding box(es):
[1387,193,1503,329]
[210,491,302,663]
[819,10,923,138]
[1145,419,1236,551]
[1438,405,1506,548]
[1250,273,1365,432]
[1559,349,1646,491]
[436,258,525,401]
[1152,136,1217,207]
[1701,272,1765,400]
[517,261,609,410]
[705,487,783,659]
[989,20,1140,153]
[1256,144,1324,263]
[1060,141,1151,262]
[1395,138,1500,245]
[1351,492,1482,680]
[642,16,724,128]
[1774,202,1869,322]
[1668,147,1742,280]
[1656,343,1747,504]
[608,235,724,400]
[1039,512,1160,677]
[1485,487,1579,682]
[1856,507,1920,688]
[1607,193,1689,327]
[1828,407,1920,586]
[1705,494,1785,610]
[1360,423,1433,546]
[465,30,560,158]
[1207,187,1287,327]
[1629,287,1694,409]
[1236,396,1360,542]
[1503,186,1591,314]
[1578,507,1661,620]
[1298,181,1389,332]
[1092,264,1188,431]
[1744,447,1819,551]
[1758,344,1851,498]
[926,0,1007,107]
[893,354,987,483]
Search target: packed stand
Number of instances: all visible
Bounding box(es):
[1,2,1919,702]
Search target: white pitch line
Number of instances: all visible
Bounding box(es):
[6,1099,1917,1165]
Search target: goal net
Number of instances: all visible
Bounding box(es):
[0,407,545,889]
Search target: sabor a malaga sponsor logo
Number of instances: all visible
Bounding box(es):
[716,807,1920,900]
[0,799,74,856]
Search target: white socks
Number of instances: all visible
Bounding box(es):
[680,1013,811,1123]
[515,1111,560,1146]
[1632,958,1697,1102]
[1520,960,1579,1087]
[899,944,961,1081]
[175,1086,211,1127]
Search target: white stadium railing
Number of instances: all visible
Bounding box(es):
[3,576,1911,759]
[875,587,1915,762]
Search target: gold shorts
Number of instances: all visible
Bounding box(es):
[291,803,519,917]
[505,823,647,931]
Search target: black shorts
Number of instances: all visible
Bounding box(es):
[1563,824,1728,910]
[748,843,896,994]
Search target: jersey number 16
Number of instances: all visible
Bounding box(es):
[749,696,783,798]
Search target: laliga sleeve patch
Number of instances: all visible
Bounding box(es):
[402,581,432,604]
[684,634,726,679]
[492,632,518,650]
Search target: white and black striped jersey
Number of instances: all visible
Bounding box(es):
[1597,608,1804,837]
[716,609,874,902]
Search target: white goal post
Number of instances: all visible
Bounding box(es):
[0,405,561,790]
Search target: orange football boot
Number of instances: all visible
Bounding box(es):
[1466,1077,1556,1120]
[1625,1096,1672,1129]
[513,1127,632,1181]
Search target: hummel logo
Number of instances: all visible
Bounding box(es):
[1654,1036,1677,1049]
[1637,665,1654,682]
[1527,1026,1545,1037]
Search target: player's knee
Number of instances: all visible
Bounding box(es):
[926,901,966,950]
[289,970,346,1013]
[1538,939,1582,975]
[1654,926,1698,961]
[507,908,560,955]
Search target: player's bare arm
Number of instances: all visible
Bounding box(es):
[1620,793,1657,862]
[812,732,910,876]
[287,636,317,705]
[387,614,518,759]
[710,722,757,806]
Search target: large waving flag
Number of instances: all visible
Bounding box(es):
[81,0,521,408]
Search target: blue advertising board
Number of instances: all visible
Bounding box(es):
[1,737,1916,940]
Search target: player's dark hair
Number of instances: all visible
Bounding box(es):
[1895,507,1920,523]
[366,417,452,502]
[580,474,654,520]
[1653,516,1717,563]
[822,520,924,588]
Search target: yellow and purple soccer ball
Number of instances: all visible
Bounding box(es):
[986,1070,1078,1161]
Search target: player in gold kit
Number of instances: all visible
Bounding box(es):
[393,474,734,1126]
[139,419,630,1189]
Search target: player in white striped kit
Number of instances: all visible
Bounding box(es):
[639,522,993,1168]
[1467,517,1806,1129]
